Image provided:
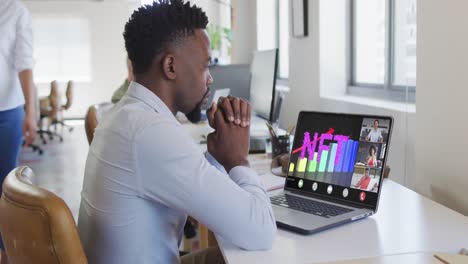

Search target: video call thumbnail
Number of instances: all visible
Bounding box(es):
[287,116,390,194]
[360,118,390,143]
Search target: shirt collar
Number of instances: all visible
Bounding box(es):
[126,81,176,120]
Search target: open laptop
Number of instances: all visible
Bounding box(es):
[270,111,393,234]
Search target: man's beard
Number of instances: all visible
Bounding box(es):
[186,88,210,123]
[186,105,202,123]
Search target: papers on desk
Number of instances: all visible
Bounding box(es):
[321,252,468,264]
[260,171,285,192]
[434,253,468,264]
[183,121,214,143]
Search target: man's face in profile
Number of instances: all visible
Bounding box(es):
[186,87,210,123]
[174,29,213,123]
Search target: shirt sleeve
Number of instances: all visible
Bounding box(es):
[204,151,227,174]
[134,121,276,250]
[14,6,34,72]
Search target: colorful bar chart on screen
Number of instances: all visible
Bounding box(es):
[297,156,307,172]
[327,143,338,172]
[335,141,348,172]
[289,163,295,173]
[318,150,329,172]
[294,156,307,177]
[307,152,317,173]
[342,140,354,172]
[348,141,359,172]
[292,139,359,178]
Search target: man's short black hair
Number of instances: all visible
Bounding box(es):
[123,0,209,74]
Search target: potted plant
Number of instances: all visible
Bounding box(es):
[207,24,232,64]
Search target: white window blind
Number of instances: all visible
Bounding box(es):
[32,17,91,83]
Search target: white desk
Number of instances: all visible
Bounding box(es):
[183,118,468,263]
[216,177,468,263]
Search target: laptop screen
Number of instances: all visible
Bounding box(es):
[286,111,393,210]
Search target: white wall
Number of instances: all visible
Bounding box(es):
[416,0,468,215]
[231,0,257,64]
[26,0,228,118]
[25,0,131,118]
[279,0,415,186]
[279,0,320,126]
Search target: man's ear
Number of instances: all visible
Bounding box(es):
[162,54,176,80]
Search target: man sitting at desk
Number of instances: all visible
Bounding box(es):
[77,1,276,263]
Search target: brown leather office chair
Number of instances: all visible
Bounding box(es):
[84,103,113,144]
[38,81,63,143]
[62,81,74,111]
[0,166,87,264]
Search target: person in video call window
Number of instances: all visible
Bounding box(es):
[366,145,378,167]
[366,119,384,143]
[355,168,372,190]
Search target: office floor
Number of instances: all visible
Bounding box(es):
[19,121,88,222]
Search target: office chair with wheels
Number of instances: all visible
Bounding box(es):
[84,102,113,144]
[0,166,87,264]
[23,140,44,155]
[51,80,74,133]
[38,81,63,143]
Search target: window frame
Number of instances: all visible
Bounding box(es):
[256,0,289,82]
[277,0,289,82]
[348,0,416,103]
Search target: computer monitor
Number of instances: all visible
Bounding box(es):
[208,64,250,100]
[249,49,279,122]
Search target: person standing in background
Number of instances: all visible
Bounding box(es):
[0,0,37,263]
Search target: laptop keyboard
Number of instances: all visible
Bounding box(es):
[270,194,354,218]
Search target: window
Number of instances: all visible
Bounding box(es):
[350,0,416,102]
[278,0,289,79]
[256,0,289,79]
[33,17,91,83]
[141,0,232,64]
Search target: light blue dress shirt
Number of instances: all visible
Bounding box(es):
[77,82,276,264]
